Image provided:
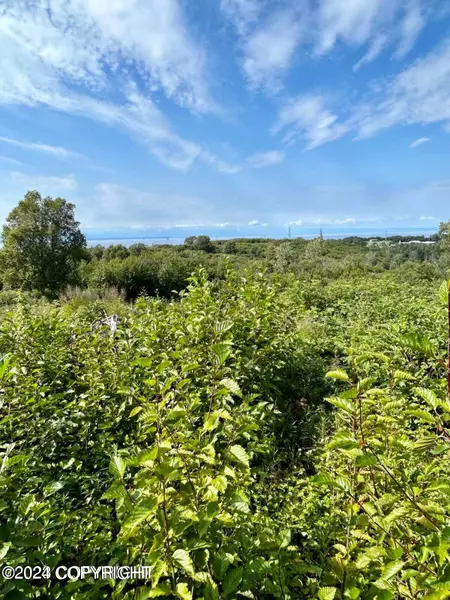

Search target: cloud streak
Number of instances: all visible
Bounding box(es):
[0,136,81,159]
[9,171,77,191]
[410,137,430,148]
[274,95,349,149]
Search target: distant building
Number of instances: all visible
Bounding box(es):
[398,240,436,245]
[367,239,391,248]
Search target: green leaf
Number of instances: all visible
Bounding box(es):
[325,370,349,382]
[0,542,11,560]
[175,583,192,600]
[407,409,436,424]
[279,529,291,549]
[109,454,126,479]
[326,397,354,414]
[220,378,242,397]
[223,566,243,596]
[121,498,158,535]
[379,561,404,581]
[355,454,377,468]
[211,343,231,366]
[318,587,337,600]
[439,280,449,306]
[149,584,172,598]
[311,473,350,491]
[212,551,231,579]
[204,578,219,600]
[414,387,439,410]
[123,587,153,600]
[229,445,249,468]
[173,549,195,576]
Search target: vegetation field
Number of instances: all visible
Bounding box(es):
[1,193,450,599]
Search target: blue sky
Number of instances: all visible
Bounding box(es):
[0,0,449,239]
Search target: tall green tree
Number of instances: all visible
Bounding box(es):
[1,190,87,294]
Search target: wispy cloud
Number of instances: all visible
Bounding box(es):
[0,136,81,159]
[315,0,426,61]
[273,95,349,149]
[0,0,212,113]
[275,38,450,151]
[246,150,284,168]
[0,0,217,171]
[353,34,388,71]
[242,9,304,91]
[350,41,450,139]
[221,0,261,34]
[410,137,430,148]
[395,0,425,59]
[0,155,22,166]
[10,171,77,191]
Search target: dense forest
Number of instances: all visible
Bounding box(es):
[1,192,450,599]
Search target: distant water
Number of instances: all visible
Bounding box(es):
[87,237,183,247]
[86,228,437,247]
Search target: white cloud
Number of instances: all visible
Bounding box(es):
[0,0,219,171]
[277,40,450,151]
[10,171,77,191]
[246,150,284,168]
[315,0,394,55]
[274,95,349,149]
[351,41,450,139]
[242,9,303,91]
[0,136,81,159]
[248,219,260,226]
[0,0,211,113]
[410,137,430,148]
[420,215,436,220]
[221,0,261,34]
[353,34,388,71]
[0,156,22,166]
[201,152,241,174]
[395,0,425,59]
[315,0,425,61]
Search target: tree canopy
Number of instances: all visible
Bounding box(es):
[1,190,86,294]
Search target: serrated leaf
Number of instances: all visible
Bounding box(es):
[407,409,436,424]
[220,378,242,397]
[379,561,404,581]
[414,387,439,410]
[325,370,349,382]
[0,542,11,560]
[326,397,354,414]
[109,454,126,479]
[223,566,243,596]
[229,445,249,468]
[175,583,192,600]
[149,583,172,598]
[318,587,337,600]
[211,343,231,366]
[439,280,449,305]
[173,549,194,576]
[355,454,377,468]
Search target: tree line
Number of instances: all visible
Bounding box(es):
[0,190,448,299]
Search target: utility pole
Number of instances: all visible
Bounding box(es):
[288,225,291,239]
